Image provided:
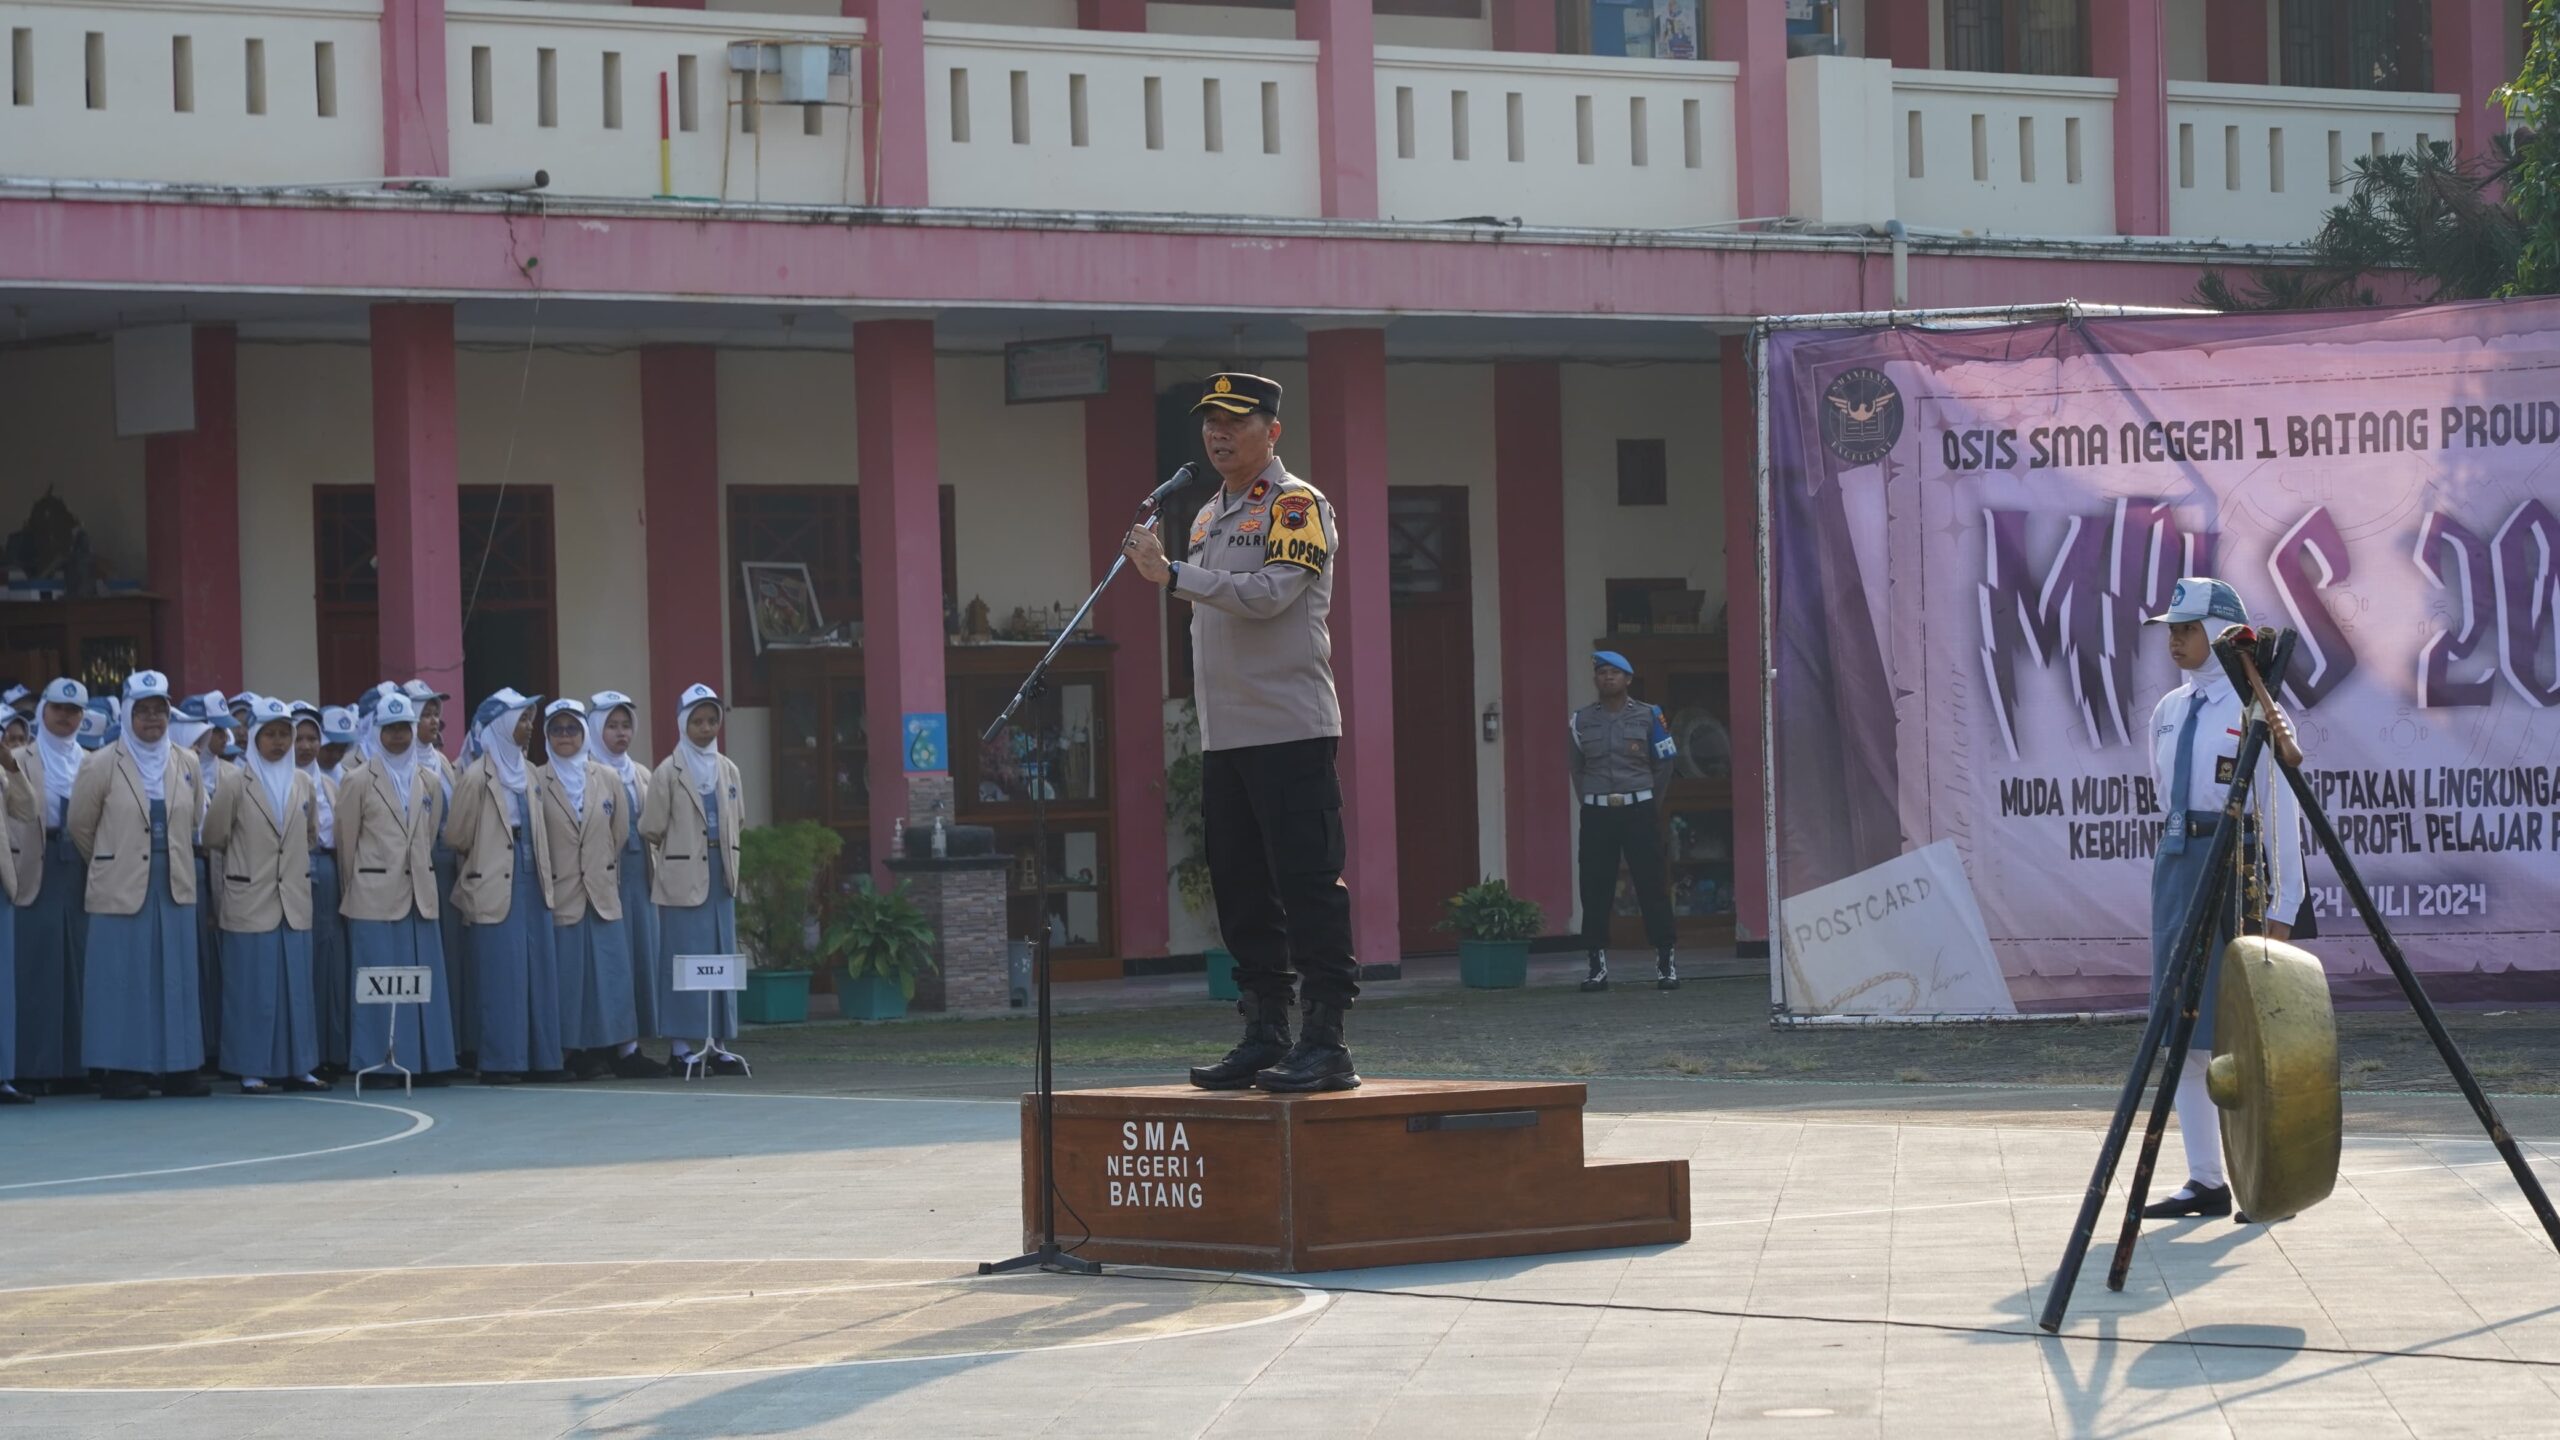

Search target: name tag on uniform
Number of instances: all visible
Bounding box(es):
[675,954,747,992]
[356,966,433,1004]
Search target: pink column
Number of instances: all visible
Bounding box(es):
[1493,361,1571,928]
[1075,0,1146,30]
[2435,0,2512,161]
[1718,336,1767,947]
[370,304,465,708]
[1492,0,1558,54]
[853,318,949,886]
[1295,0,1379,219]
[2090,0,2167,236]
[2204,0,2270,86]
[1084,352,1170,960]
[1302,327,1398,972]
[142,325,242,694]
[1709,0,1792,221]
[844,0,929,206]
[1864,0,1932,68]
[641,346,724,748]
[378,0,448,176]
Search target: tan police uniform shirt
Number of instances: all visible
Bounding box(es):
[1169,457,1342,753]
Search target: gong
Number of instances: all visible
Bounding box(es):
[2205,936,2342,1223]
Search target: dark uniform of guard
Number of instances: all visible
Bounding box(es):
[1570,650,1680,992]
[1159,373,1361,1094]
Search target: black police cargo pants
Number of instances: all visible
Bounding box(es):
[1202,736,1360,1009]
[1578,800,1676,952]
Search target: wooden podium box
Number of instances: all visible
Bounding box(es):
[1020,1080,1689,1272]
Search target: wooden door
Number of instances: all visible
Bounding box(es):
[1386,487,1480,955]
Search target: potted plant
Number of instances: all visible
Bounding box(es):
[829,880,940,1022]
[735,821,843,1024]
[1440,878,1544,989]
[1166,703,1237,1001]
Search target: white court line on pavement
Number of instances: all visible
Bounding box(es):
[482,1086,1018,1106]
[0,1095,434,1194]
[0,1261,1331,1394]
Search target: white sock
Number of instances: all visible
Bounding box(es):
[671,1043,695,1060]
[2174,1050,2227,1191]
[619,1041,640,1057]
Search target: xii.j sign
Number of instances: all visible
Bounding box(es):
[1766,299,2560,1017]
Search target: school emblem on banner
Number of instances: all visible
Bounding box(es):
[1820,366,1902,465]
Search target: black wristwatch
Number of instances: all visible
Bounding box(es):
[1165,561,1181,589]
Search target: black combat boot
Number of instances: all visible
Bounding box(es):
[1655,949,1680,992]
[1253,1000,1359,1093]
[1189,994,1293,1090]
[1580,950,1609,993]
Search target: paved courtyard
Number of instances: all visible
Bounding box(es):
[3,1060,2557,1438]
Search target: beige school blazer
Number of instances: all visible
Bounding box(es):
[533,761,627,925]
[335,765,442,923]
[201,767,316,933]
[0,759,40,906]
[67,742,203,914]
[444,757,557,924]
[640,754,742,909]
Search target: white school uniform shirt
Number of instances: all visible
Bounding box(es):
[2147,665,2308,926]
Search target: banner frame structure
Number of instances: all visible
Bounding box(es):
[1748,300,2212,1021]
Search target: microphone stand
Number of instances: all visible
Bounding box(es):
[980,463,1190,1278]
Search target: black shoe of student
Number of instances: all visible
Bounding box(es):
[610,1050,669,1080]
[1655,950,1680,992]
[412,1071,453,1088]
[0,1085,32,1106]
[47,1076,95,1096]
[707,1054,749,1077]
[100,1071,152,1101]
[159,1072,213,1098]
[570,1050,611,1082]
[479,1071,525,1086]
[284,1076,334,1093]
[528,1069,578,1084]
[1189,995,1292,1091]
[239,1078,280,1096]
[1579,952,1609,993]
[1254,1002,1360,1093]
[2141,1182,2233,1219]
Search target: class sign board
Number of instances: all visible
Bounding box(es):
[675,954,748,992]
[356,966,433,1005]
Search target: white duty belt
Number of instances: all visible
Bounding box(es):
[1582,790,1654,807]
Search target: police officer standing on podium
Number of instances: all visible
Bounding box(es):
[1122,372,1360,1094]
[1571,650,1680,993]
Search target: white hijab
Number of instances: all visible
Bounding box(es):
[248,720,298,826]
[543,703,588,817]
[124,721,172,803]
[585,703,642,791]
[677,699,723,799]
[479,703,532,797]
[297,720,335,849]
[35,712,83,827]
[377,723,421,809]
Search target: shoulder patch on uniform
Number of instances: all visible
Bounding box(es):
[1265,492,1328,574]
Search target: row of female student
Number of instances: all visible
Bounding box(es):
[0,674,747,1101]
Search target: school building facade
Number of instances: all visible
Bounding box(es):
[0,0,2522,974]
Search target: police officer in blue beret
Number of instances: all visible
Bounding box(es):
[1570,651,1680,992]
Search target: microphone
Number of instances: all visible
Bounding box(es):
[1144,462,1197,508]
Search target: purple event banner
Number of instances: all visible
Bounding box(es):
[1765,300,2560,1016]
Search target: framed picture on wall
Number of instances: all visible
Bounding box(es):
[741,561,826,654]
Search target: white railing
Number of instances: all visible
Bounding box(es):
[923,21,1320,216]
[2164,80,2459,244]
[0,0,382,186]
[1373,46,1737,229]
[1892,68,2117,237]
[445,1,866,204]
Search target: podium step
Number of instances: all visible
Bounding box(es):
[1020,1080,1690,1272]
